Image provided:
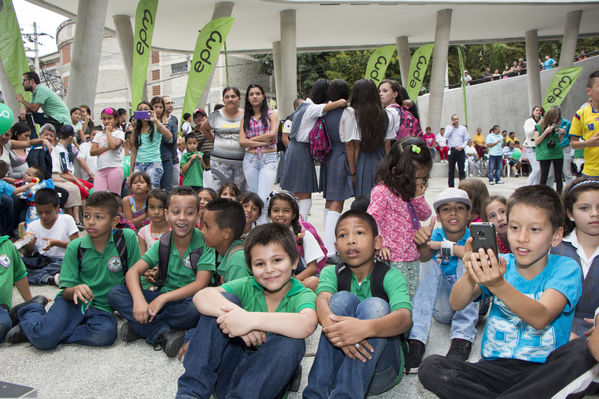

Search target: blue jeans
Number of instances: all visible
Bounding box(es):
[0,193,14,236]
[134,162,164,189]
[0,307,11,343]
[22,256,62,285]
[17,295,117,350]
[409,259,479,344]
[303,291,403,399]
[176,292,305,399]
[160,160,174,192]
[243,152,278,222]
[108,285,200,345]
[488,155,502,183]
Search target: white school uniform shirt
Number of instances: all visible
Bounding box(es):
[342,107,395,143]
[294,98,326,143]
[563,229,599,278]
[26,214,78,258]
[300,229,325,265]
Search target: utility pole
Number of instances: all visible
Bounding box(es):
[33,22,40,74]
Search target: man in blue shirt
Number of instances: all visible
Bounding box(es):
[444,114,469,187]
[485,125,504,185]
[543,55,556,70]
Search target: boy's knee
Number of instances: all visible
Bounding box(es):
[265,334,305,359]
[418,354,451,387]
[329,291,360,315]
[356,297,390,320]
[90,326,118,347]
[221,291,242,307]
[107,285,129,307]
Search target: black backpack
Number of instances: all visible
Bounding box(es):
[77,229,129,276]
[155,231,205,292]
[212,243,245,286]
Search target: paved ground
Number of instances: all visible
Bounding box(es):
[3,169,540,398]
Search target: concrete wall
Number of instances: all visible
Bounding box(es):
[418,56,599,141]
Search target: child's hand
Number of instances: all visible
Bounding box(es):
[323,315,371,349]
[178,341,189,361]
[72,284,94,305]
[415,179,427,197]
[583,318,595,337]
[42,237,56,251]
[148,295,167,322]
[105,125,113,135]
[143,267,158,283]
[216,305,252,337]
[413,217,435,246]
[376,246,391,261]
[133,299,150,324]
[239,330,267,347]
[340,340,374,363]
[464,238,507,290]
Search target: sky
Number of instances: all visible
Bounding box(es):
[13,0,67,56]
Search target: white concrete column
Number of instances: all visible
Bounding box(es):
[395,36,411,88]
[66,0,108,113]
[427,9,452,133]
[559,10,583,69]
[0,59,20,122]
[279,9,297,119]
[198,2,234,108]
[272,41,282,110]
[113,15,135,103]
[525,29,542,110]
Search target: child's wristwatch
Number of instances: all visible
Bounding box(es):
[441,240,455,257]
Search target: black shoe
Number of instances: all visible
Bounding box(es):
[120,321,142,343]
[0,303,8,312]
[405,339,426,374]
[446,339,472,361]
[155,330,185,357]
[40,274,58,286]
[5,324,28,344]
[289,364,302,392]
[9,295,48,326]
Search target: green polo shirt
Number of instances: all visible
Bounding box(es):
[316,265,412,313]
[59,229,141,313]
[217,240,250,283]
[180,151,204,187]
[535,123,564,161]
[142,228,215,293]
[222,276,316,313]
[31,84,72,126]
[0,236,27,309]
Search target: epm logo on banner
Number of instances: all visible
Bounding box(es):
[193,31,224,73]
[410,55,429,89]
[136,8,154,56]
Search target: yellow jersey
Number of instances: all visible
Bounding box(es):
[571,104,599,176]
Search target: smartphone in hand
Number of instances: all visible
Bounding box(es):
[134,111,151,120]
[471,223,499,258]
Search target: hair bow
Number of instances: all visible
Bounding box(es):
[411,145,421,154]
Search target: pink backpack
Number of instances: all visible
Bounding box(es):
[390,104,423,140]
[297,220,328,273]
[308,117,332,164]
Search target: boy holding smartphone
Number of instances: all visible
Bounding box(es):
[419,185,582,397]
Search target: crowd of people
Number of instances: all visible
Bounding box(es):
[0,68,598,399]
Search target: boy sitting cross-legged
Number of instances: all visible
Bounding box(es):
[176,223,318,399]
[6,192,141,349]
[302,210,413,398]
[108,186,216,357]
[419,185,583,398]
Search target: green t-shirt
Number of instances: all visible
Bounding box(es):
[31,85,72,126]
[535,123,564,161]
[141,228,215,293]
[316,265,412,313]
[180,151,204,186]
[0,236,27,309]
[59,229,141,313]
[222,276,316,313]
[217,239,250,283]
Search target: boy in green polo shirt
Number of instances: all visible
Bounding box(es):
[0,237,34,343]
[180,133,208,192]
[303,210,413,398]
[176,223,318,399]
[6,192,141,349]
[109,186,216,357]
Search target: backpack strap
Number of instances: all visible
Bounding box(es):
[188,247,204,275]
[335,263,353,292]
[370,261,390,302]
[155,231,172,291]
[212,243,245,286]
[77,229,129,277]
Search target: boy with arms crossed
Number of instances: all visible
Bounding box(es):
[419,185,583,398]
[176,223,317,399]
[303,210,412,398]
[6,192,141,348]
[109,186,216,357]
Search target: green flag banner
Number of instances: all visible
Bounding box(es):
[364,45,396,87]
[457,47,468,127]
[406,43,434,103]
[0,0,31,99]
[132,0,158,109]
[542,66,583,112]
[182,17,235,119]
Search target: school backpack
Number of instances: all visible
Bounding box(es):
[77,229,129,276]
[155,231,205,291]
[297,220,328,273]
[308,117,332,164]
[212,243,245,286]
[389,104,423,140]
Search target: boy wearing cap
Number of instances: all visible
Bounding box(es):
[406,187,479,373]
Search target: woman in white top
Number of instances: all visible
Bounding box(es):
[91,108,125,194]
[523,105,544,185]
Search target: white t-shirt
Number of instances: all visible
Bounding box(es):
[302,229,325,265]
[181,121,193,135]
[294,99,326,143]
[26,214,78,258]
[465,145,477,159]
[436,134,448,147]
[51,143,74,174]
[92,129,125,169]
[77,141,97,180]
[340,107,395,143]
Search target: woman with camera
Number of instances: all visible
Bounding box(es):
[534,106,565,193]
